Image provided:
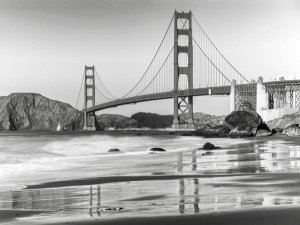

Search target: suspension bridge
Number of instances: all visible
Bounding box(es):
[75,10,300,130]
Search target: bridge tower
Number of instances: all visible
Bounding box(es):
[172,10,194,129]
[83,65,96,130]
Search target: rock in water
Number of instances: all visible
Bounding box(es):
[0,93,83,131]
[202,142,221,150]
[108,148,120,152]
[148,147,166,152]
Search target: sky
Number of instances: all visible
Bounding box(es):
[0,0,299,116]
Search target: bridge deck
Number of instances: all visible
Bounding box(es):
[84,80,300,113]
[85,85,232,113]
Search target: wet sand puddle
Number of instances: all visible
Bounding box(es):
[2,138,300,223]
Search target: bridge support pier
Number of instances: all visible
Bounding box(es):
[230,79,236,112]
[83,65,96,131]
[256,77,267,115]
[172,10,195,129]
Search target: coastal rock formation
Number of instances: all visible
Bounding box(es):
[0,93,83,131]
[194,125,230,138]
[271,128,283,135]
[108,148,120,152]
[267,112,300,129]
[228,128,253,138]
[225,110,262,131]
[224,110,270,138]
[283,124,300,136]
[148,147,166,152]
[97,114,137,130]
[202,142,221,150]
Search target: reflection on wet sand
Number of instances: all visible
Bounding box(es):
[2,177,300,219]
[175,141,300,174]
[3,140,300,220]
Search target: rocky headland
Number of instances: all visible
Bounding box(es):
[0,93,83,131]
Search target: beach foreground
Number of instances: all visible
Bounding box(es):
[2,134,300,224]
[2,207,300,225]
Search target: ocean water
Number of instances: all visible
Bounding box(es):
[0,132,249,191]
[2,132,300,223]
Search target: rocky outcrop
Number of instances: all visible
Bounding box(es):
[97,114,137,130]
[283,124,300,136]
[225,110,262,131]
[0,93,83,131]
[224,110,267,138]
[267,112,300,129]
[108,148,120,152]
[149,147,166,152]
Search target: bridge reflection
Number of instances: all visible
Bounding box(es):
[2,141,300,217]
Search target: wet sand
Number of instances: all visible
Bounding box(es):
[3,134,300,224]
[0,209,49,222]
[20,207,300,225]
[25,173,255,189]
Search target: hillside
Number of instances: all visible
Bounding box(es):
[96,114,137,129]
[0,93,83,131]
[130,112,225,129]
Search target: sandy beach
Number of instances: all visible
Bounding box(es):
[2,134,300,224]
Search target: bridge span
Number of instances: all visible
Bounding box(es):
[77,10,300,130]
[85,85,231,112]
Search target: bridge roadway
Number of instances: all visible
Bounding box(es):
[85,85,233,113]
[85,80,300,113]
[84,80,300,113]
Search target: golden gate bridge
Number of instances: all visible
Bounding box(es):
[75,10,300,130]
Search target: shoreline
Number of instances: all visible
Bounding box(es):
[25,173,256,189]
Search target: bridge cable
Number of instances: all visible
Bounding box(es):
[191,13,250,84]
[94,68,118,99]
[75,69,85,109]
[177,14,232,84]
[95,86,115,101]
[135,46,174,96]
[120,14,175,98]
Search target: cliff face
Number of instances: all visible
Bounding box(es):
[0,93,83,131]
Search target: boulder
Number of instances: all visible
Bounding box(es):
[148,147,166,152]
[108,148,120,152]
[202,142,221,150]
[225,110,262,131]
